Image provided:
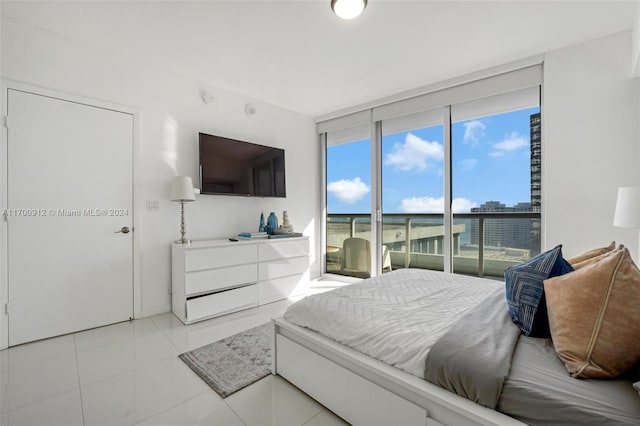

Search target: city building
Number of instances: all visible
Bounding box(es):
[530,112,542,251]
[470,201,533,250]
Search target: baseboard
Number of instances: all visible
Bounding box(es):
[138,302,171,319]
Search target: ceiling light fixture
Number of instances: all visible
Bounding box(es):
[331,0,367,20]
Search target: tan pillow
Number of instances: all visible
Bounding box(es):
[544,246,640,379]
[567,241,616,268]
[571,243,623,270]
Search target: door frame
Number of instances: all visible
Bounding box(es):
[0,80,141,350]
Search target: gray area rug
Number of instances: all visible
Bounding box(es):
[179,322,272,398]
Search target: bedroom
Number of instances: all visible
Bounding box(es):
[0,0,639,425]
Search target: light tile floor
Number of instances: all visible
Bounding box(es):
[0,280,350,426]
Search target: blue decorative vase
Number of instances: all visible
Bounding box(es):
[266,212,278,235]
[259,212,265,232]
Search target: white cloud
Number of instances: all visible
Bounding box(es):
[463,120,486,145]
[452,198,478,212]
[384,133,443,172]
[400,196,478,213]
[490,132,528,157]
[327,177,370,204]
[459,158,478,171]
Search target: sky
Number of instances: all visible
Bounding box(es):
[326,106,540,214]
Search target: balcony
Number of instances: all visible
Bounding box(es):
[326,212,541,279]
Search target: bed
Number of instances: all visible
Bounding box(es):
[270,268,640,426]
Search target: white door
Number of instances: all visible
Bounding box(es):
[7,88,133,345]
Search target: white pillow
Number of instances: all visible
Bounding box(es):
[634,381,640,396]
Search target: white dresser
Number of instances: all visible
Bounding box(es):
[172,237,310,324]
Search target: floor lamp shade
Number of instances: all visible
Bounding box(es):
[171,176,196,202]
[613,186,639,228]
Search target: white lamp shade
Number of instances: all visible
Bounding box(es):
[613,186,639,228]
[170,176,196,202]
[331,0,367,20]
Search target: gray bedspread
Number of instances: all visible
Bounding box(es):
[424,287,520,409]
[424,286,640,424]
[499,336,640,425]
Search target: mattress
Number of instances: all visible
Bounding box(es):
[285,268,640,425]
[284,268,499,377]
[498,336,640,425]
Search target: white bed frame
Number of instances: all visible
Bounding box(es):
[271,318,526,426]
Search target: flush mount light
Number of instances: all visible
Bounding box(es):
[331,0,367,20]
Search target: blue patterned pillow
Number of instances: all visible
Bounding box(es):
[504,245,573,337]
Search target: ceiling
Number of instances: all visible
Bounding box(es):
[1,1,636,117]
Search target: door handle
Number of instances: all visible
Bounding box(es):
[115,226,131,234]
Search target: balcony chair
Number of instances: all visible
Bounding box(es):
[341,237,371,278]
[382,245,392,272]
[341,238,393,278]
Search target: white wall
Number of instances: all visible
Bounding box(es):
[1,16,638,328]
[632,0,640,77]
[0,18,319,318]
[543,31,640,260]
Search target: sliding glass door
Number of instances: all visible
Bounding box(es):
[325,124,372,278]
[381,109,446,273]
[451,88,541,276]
[320,65,543,279]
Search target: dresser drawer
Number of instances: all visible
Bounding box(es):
[185,244,257,272]
[259,255,309,281]
[259,271,310,305]
[173,238,309,325]
[185,285,258,322]
[185,264,258,297]
[258,239,309,262]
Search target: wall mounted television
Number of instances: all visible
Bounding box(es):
[199,133,286,197]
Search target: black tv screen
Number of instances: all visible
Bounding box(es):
[199,133,286,197]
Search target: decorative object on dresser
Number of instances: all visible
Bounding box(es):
[266,211,278,235]
[170,176,196,244]
[276,210,294,234]
[172,237,309,324]
[179,322,271,398]
[237,231,268,239]
[259,211,266,232]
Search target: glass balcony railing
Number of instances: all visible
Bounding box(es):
[326,212,541,279]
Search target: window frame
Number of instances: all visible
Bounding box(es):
[319,65,543,278]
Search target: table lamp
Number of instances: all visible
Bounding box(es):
[613,186,639,229]
[171,176,196,244]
